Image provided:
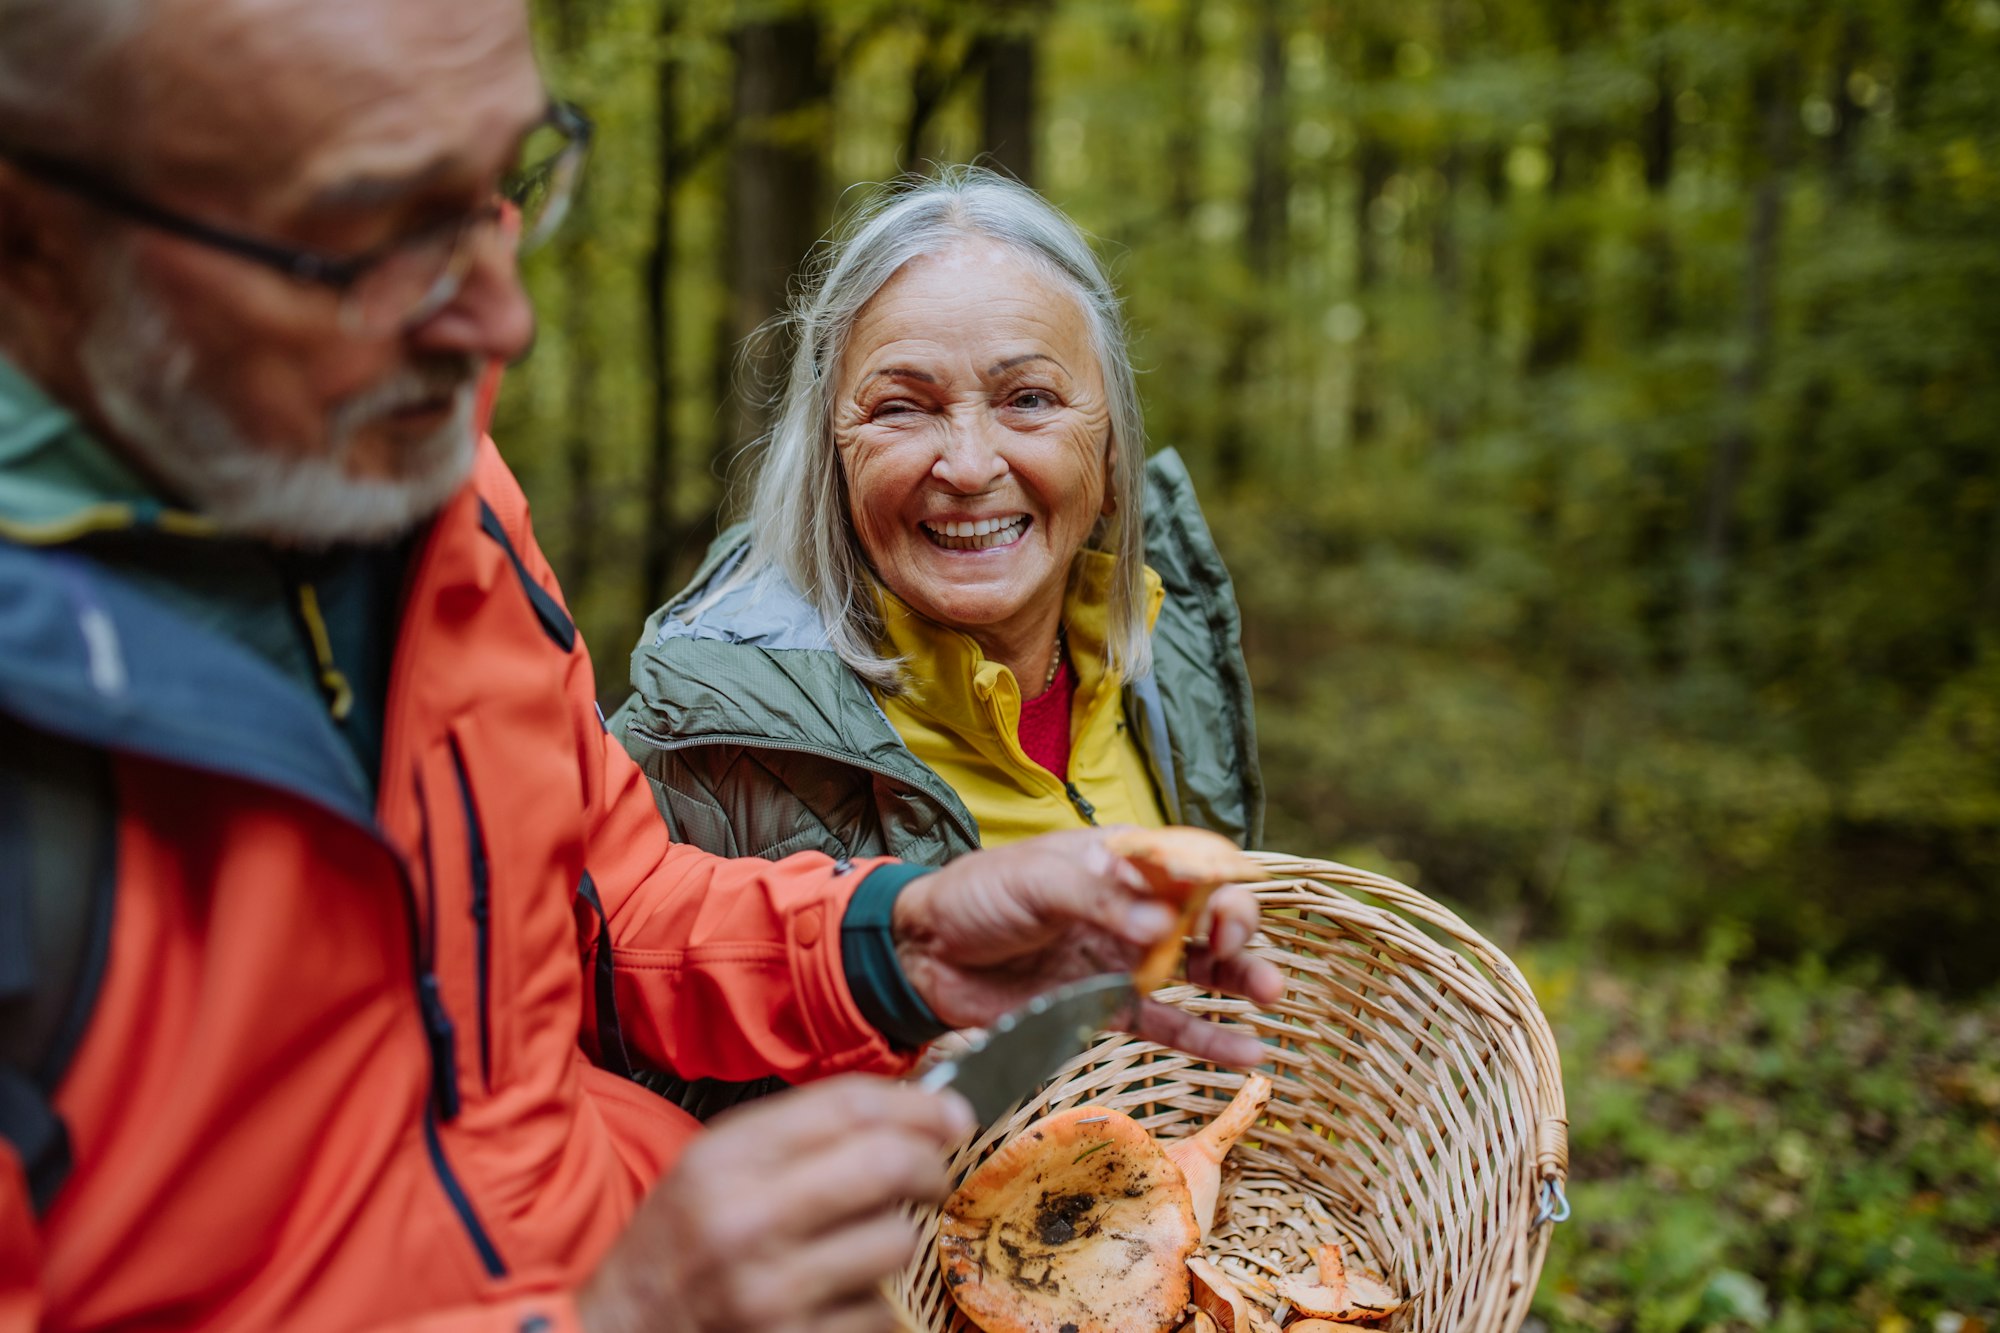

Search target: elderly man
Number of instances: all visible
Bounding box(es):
[0,1,1281,1330]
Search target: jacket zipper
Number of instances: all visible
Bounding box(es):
[406,772,501,1273]
[1062,781,1099,825]
[380,512,510,1276]
[447,738,493,1089]
[422,1100,505,1278]
[625,724,984,850]
[410,772,461,1119]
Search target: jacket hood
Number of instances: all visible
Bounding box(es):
[648,538,835,653]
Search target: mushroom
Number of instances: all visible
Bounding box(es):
[1187,1257,1254,1333]
[1164,1073,1274,1238]
[1104,826,1268,989]
[937,1106,1202,1333]
[1272,1245,1404,1325]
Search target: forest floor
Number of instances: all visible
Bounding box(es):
[1524,948,2000,1333]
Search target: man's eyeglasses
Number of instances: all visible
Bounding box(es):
[0,101,593,336]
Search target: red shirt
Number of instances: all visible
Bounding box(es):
[1017,656,1076,779]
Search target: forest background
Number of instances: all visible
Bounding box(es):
[503,0,2000,1327]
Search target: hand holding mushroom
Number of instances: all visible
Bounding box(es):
[891,827,1284,1068]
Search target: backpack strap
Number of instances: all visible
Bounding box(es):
[0,715,118,1214]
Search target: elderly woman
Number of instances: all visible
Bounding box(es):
[614,168,1261,872]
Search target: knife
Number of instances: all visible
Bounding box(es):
[915,973,1138,1130]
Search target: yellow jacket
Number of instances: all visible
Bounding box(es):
[875,552,1168,845]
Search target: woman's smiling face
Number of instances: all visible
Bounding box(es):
[835,241,1113,656]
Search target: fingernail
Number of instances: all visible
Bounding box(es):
[1124,901,1175,941]
[1216,918,1247,955]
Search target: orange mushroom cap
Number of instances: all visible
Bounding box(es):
[938,1106,1201,1333]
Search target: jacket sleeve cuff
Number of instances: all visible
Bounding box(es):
[840,864,949,1051]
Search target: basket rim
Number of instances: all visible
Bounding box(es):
[891,852,1571,1333]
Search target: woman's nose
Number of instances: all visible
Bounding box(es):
[930,414,1010,492]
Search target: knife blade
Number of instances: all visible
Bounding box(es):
[915,973,1137,1130]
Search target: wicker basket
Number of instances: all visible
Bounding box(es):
[889,852,1570,1333]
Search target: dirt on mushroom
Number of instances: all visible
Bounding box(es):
[938,1106,1201,1333]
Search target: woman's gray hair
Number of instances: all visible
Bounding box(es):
[728,165,1151,692]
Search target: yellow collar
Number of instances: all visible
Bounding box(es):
[874,551,1163,732]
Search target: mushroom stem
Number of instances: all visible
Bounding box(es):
[1164,1073,1274,1238]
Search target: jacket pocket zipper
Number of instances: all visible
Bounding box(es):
[410,774,462,1120]
[394,808,498,1272]
[447,737,493,1090]
[422,1098,506,1278]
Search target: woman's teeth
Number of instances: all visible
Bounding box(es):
[923,515,1030,550]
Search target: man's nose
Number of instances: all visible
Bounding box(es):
[931,413,1010,493]
[407,226,536,365]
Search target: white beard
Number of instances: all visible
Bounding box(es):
[76,253,480,548]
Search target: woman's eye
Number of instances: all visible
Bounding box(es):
[1010,391,1051,411]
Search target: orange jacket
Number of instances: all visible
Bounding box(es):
[0,442,913,1331]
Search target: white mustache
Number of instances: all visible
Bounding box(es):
[331,359,482,435]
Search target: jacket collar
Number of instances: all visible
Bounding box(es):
[0,354,213,544]
[874,549,1163,740]
[0,537,377,827]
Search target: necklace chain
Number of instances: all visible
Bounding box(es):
[1042,626,1067,692]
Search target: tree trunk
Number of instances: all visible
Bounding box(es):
[1347,27,1396,448]
[977,28,1037,185]
[1216,0,1287,490]
[638,7,680,623]
[554,0,596,600]
[1166,0,1202,226]
[1640,55,1677,339]
[720,14,828,482]
[1691,55,1795,658]
[901,18,957,172]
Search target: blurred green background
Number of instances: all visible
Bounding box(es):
[502,0,2000,1326]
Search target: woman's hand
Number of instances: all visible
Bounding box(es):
[890,828,1285,1068]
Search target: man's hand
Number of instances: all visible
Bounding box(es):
[579,1077,974,1333]
[891,829,1286,1067]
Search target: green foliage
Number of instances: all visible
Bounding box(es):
[502,0,1998,991]
[506,1,1999,1319]
[1529,947,2000,1331]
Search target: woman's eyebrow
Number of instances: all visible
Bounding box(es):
[864,366,939,385]
[989,353,1066,376]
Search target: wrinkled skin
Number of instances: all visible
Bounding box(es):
[0,0,540,536]
[834,241,1115,692]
